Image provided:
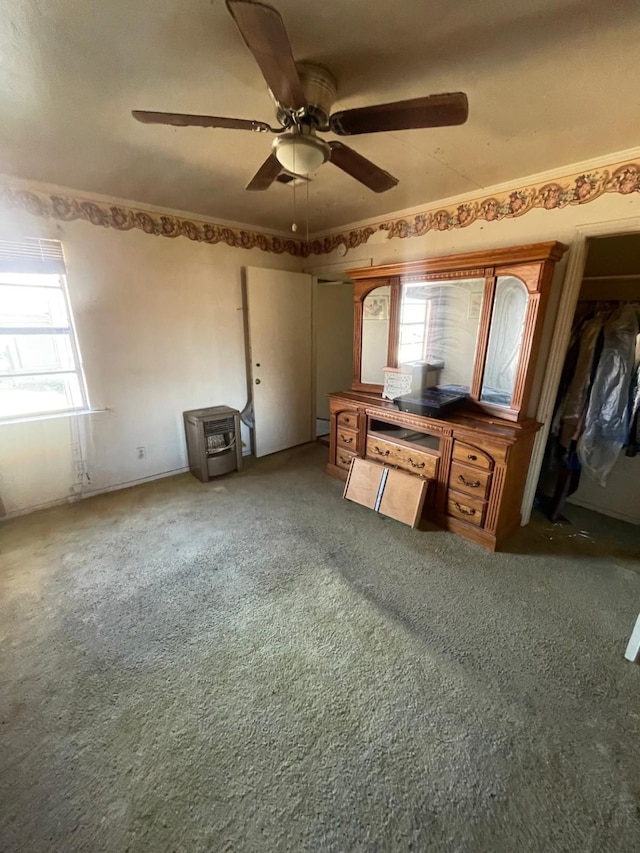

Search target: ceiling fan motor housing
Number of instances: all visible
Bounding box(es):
[275,62,337,129]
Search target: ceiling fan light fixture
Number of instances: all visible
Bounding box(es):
[273,134,329,176]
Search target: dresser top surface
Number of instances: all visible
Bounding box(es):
[329,390,540,440]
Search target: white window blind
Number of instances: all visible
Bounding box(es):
[0,237,67,275]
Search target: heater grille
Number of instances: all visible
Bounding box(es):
[203,417,236,454]
[203,417,235,435]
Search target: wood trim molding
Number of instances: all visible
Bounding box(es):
[512,293,541,412]
[347,241,566,281]
[471,273,496,398]
[485,465,506,533]
[402,268,487,283]
[363,406,450,434]
[386,278,401,368]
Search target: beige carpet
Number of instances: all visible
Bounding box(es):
[1,443,639,852]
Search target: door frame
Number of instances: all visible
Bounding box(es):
[521,214,640,524]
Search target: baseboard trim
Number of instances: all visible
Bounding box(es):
[567,497,639,526]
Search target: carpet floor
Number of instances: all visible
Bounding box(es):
[1,443,639,852]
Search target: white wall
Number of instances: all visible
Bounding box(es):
[314,281,353,420]
[569,455,640,524]
[0,209,300,515]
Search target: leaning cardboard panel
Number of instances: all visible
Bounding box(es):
[343,457,428,528]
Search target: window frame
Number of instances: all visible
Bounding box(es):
[0,269,90,422]
[398,293,433,364]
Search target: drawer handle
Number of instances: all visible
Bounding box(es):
[373,446,390,457]
[458,474,480,488]
[454,501,476,516]
[467,453,478,461]
[340,434,353,444]
[339,455,350,464]
[408,458,425,469]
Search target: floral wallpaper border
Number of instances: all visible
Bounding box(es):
[307,161,640,256]
[1,160,639,258]
[0,185,306,257]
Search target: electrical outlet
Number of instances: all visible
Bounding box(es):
[136,446,146,460]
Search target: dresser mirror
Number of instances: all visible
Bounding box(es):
[481,275,529,407]
[349,242,567,421]
[399,278,485,389]
[360,285,391,384]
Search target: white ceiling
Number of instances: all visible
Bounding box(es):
[2,0,640,234]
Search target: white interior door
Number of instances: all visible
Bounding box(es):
[245,266,313,457]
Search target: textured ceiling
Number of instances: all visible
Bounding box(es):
[2,0,640,234]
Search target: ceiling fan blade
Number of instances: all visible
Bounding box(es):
[132,110,276,133]
[245,153,282,191]
[226,0,306,111]
[330,92,469,136]
[328,142,398,193]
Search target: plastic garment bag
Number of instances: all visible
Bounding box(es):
[626,336,640,454]
[630,336,640,432]
[577,304,639,485]
[557,313,606,448]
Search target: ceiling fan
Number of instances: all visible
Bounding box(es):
[132,0,468,193]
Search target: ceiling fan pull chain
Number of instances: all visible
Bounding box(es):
[305,177,310,242]
[291,146,298,232]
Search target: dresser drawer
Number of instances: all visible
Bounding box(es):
[366,435,438,480]
[449,461,492,500]
[337,427,358,450]
[447,491,486,527]
[335,448,357,471]
[452,441,494,471]
[337,410,359,431]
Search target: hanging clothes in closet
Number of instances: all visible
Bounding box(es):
[576,303,639,484]
[625,332,640,456]
[542,301,640,520]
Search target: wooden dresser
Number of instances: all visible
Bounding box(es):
[327,390,540,550]
[326,240,567,550]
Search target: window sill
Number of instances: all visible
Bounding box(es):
[0,408,110,427]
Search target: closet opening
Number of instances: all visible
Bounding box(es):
[536,233,640,531]
[313,277,354,442]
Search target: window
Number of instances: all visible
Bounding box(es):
[398,291,432,364]
[0,238,89,420]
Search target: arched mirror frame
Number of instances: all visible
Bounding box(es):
[350,242,567,422]
[352,276,399,394]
